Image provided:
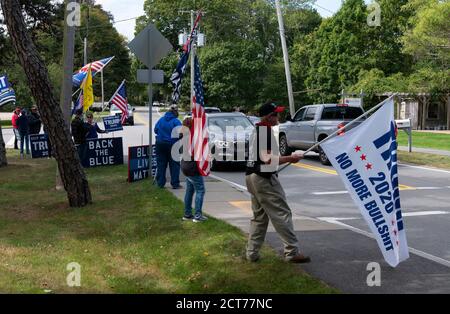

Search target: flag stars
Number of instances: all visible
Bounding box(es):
[360,154,367,161]
[354,145,362,152]
[365,163,373,170]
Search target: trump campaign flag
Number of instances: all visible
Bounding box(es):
[320,97,409,267]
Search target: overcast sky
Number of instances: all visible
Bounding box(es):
[95,0,345,41]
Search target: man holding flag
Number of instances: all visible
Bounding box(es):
[245,102,311,264]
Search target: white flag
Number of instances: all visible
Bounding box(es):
[321,98,409,267]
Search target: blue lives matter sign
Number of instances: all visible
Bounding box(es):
[79,137,123,168]
[30,134,50,158]
[102,115,123,132]
[128,145,157,182]
[0,75,9,91]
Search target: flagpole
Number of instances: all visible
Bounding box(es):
[277,94,397,173]
[101,69,104,111]
[108,79,125,104]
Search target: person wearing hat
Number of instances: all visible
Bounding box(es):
[28,105,42,135]
[245,102,311,264]
[154,104,183,189]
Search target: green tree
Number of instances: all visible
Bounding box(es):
[199,40,266,110]
[306,0,369,103]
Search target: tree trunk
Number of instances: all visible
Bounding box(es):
[0,124,7,167]
[1,0,92,207]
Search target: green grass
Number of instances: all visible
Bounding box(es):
[397,131,450,151]
[398,151,450,170]
[0,120,12,128]
[0,150,336,294]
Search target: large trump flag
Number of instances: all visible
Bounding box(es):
[321,98,409,267]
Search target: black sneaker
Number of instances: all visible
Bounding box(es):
[182,215,194,221]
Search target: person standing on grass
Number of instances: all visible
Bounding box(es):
[245,102,311,264]
[17,108,30,157]
[154,104,182,189]
[11,106,21,150]
[180,117,208,223]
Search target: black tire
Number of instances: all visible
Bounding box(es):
[128,118,134,126]
[318,145,331,165]
[211,159,218,171]
[279,134,292,156]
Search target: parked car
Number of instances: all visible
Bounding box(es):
[110,103,135,125]
[278,104,365,165]
[204,107,221,113]
[207,112,254,170]
[247,115,261,125]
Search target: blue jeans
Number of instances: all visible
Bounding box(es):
[20,133,30,155]
[155,141,180,188]
[184,175,205,218]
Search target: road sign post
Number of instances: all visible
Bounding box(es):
[128,24,172,182]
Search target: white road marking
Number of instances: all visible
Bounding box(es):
[415,187,445,190]
[312,191,348,195]
[318,217,450,268]
[400,163,450,175]
[320,211,449,222]
[209,174,250,195]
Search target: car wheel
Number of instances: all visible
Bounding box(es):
[211,159,219,171]
[129,118,134,126]
[279,134,292,156]
[318,146,331,165]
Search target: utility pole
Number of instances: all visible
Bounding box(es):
[57,0,78,190]
[275,0,295,119]
[190,10,195,109]
[179,10,197,109]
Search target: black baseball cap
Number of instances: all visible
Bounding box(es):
[258,102,285,117]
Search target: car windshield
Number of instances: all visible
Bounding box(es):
[208,116,253,132]
[111,104,131,111]
[321,106,364,120]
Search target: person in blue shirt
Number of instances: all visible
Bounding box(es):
[154,105,182,189]
[85,112,108,139]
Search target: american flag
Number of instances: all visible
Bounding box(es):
[191,55,210,176]
[72,56,114,87]
[170,13,202,104]
[109,80,129,125]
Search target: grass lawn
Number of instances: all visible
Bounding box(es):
[397,131,450,151]
[398,151,450,170]
[0,120,12,128]
[0,150,336,294]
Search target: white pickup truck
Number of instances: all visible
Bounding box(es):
[278,104,365,165]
